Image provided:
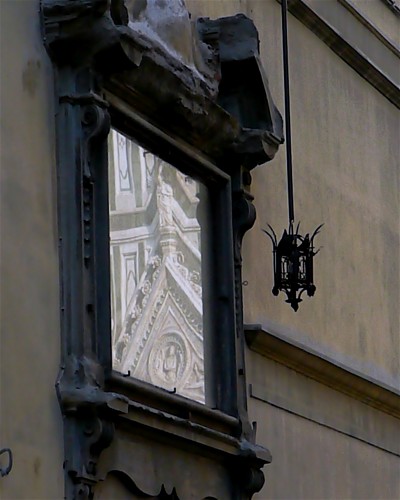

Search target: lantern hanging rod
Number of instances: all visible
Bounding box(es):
[281,0,295,224]
[263,0,323,311]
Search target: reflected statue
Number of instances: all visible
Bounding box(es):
[163,345,179,383]
[157,165,174,228]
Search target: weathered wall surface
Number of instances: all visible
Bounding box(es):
[352,0,400,46]
[250,396,400,500]
[247,350,400,499]
[190,0,400,391]
[189,0,400,498]
[0,1,64,498]
[240,0,400,390]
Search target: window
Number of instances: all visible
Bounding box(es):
[109,130,208,403]
[103,116,238,416]
[42,1,282,497]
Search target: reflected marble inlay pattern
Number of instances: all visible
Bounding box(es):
[109,130,205,403]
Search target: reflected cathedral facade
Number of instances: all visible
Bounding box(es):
[109,131,205,403]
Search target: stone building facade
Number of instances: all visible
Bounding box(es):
[1,1,399,499]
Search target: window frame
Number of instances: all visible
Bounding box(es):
[103,101,238,417]
[41,1,281,497]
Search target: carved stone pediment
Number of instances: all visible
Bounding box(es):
[42,0,283,167]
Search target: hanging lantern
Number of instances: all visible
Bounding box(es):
[264,222,322,311]
[264,0,323,311]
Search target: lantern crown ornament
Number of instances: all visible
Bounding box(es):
[264,0,323,311]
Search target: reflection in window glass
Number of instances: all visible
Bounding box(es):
[109,130,205,403]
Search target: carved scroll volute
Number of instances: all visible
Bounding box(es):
[80,102,110,267]
[232,173,256,266]
[57,356,129,500]
[231,429,272,499]
[240,465,266,497]
[68,415,114,500]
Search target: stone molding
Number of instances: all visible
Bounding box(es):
[245,324,400,419]
[338,0,400,56]
[283,0,400,108]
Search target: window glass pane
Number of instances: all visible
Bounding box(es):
[109,130,206,403]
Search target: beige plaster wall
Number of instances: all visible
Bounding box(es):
[188,1,400,496]
[188,0,400,389]
[0,1,64,498]
[241,1,399,390]
[250,397,400,499]
[247,351,400,499]
[189,0,400,388]
[352,0,400,47]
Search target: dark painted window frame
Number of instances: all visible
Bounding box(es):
[41,2,283,498]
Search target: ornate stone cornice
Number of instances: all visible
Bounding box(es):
[42,0,283,168]
[282,0,400,109]
[245,324,400,419]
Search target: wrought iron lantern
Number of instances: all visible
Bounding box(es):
[264,0,322,311]
[264,222,322,311]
